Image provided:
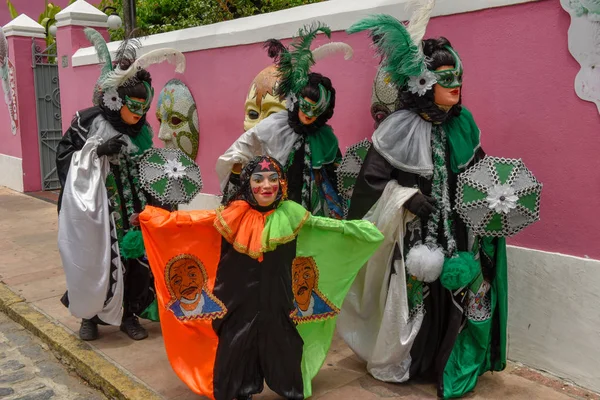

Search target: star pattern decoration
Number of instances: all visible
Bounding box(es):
[258,159,272,171]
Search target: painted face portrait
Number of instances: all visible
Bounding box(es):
[292,257,317,311]
[165,254,226,320]
[290,256,338,322]
[244,65,287,131]
[156,79,199,160]
[371,67,401,128]
[169,257,205,303]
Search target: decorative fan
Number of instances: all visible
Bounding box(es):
[336,139,372,218]
[456,156,542,237]
[139,148,202,205]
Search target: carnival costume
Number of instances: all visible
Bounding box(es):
[140,156,383,400]
[56,28,185,341]
[217,23,353,219]
[336,2,508,398]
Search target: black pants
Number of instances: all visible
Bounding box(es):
[213,310,304,400]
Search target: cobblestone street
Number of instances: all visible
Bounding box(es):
[0,312,105,400]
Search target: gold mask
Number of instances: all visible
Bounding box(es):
[244,65,287,131]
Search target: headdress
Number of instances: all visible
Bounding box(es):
[264,23,353,118]
[347,0,463,97]
[84,28,186,111]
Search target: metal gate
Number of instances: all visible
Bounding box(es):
[32,39,62,191]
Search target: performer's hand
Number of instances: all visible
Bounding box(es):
[405,193,437,219]
[129,213,140,227]
[97,134,128,157]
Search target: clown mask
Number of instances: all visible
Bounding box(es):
[156,79,199,160]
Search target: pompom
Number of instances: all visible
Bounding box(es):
[120,230,145,260]
[440,252,480,290]
[406,243,444,282]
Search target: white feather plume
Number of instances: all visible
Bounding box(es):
[0,28,8,68]
[405,0,436,55]
[100,48,186,91]
[406,243,444,283]
[133,48,186,74]
[311,42,354,62]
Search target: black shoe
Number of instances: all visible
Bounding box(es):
[120,316,148,340]
[79,319,99,341]
[236,396,252,400]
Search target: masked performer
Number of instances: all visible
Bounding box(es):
[140,155,383,400]
[336,3,508,399]
[217,23,353,219]
[56,28,185,341]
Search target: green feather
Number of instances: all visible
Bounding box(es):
[277,22,332,97]
[347,14,424,88]
[85,28,113,105]
[84,28,113,77]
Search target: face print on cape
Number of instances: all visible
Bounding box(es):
[244,65,287,131]
[156,79,199,159]
[165,254,226,320]
[371,67,401,128]
[290,256,339,323]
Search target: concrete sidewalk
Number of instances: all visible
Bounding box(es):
[0,187,597,400]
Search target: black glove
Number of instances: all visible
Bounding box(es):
[405,193,437,219]
[97,134,128,157]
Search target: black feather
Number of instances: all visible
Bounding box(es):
[113,32,141,69]
[263,39,287,62]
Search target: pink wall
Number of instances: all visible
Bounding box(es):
[58,0,600,260]
[0,0,100,27]
[0,46,21,158]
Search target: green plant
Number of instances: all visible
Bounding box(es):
[6,0,77,48]
[98,0,325,41]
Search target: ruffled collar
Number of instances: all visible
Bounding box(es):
[214,200,310,261]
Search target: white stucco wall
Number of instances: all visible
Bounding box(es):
[72,0,540,66]
[508,247,600,393]
[0,154,24,192]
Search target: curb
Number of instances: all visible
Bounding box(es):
[0,283,163,400]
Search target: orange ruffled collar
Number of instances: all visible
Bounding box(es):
[214,200,310,261]
[214,200,275,261]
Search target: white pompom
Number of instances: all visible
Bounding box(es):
[405,243,444,282]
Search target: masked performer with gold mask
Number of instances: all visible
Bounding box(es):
[217,23,353,219]
[337,2,508,398]
[56,29,185,341]
[140,155,383,400]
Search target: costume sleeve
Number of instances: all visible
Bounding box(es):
[56,119,88,189]
[215,128,261,192]
[139,206,222,400]
[293,216,383,398]
[347,145,396,220]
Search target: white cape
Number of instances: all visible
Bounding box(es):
[216,111,299,191]
[337,181,424,382]
[372,110,433,177]
[57,116,127,326]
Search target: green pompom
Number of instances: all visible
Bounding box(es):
[440,252,480,290]
[120,230,145,260]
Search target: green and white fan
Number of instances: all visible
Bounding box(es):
[456,156,542,237]
[336,139,371,218]
[139,148,202,205]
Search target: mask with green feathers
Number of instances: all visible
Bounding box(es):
[347,0,463,98]
[264,23,354,119]
[84,28,186,114]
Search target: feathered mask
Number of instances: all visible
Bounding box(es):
[264,22,353,116]
[84,28,186,107]
[347,0,442,96]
